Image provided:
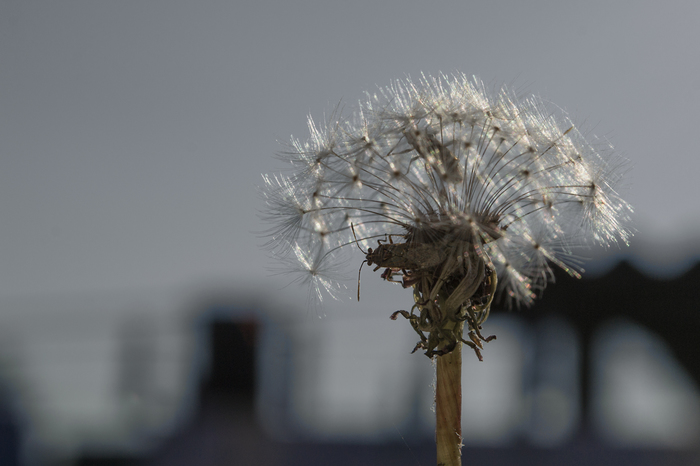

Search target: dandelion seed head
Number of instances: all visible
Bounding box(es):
[261,73,632,355]
[270,240,348,310]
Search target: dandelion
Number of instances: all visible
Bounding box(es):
[263,72,631,348]
[261,73,632,465]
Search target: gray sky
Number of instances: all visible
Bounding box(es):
[1,0,699,299]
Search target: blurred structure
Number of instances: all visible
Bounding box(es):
[0,261,699,465]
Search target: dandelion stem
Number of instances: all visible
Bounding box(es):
[436,327,463,466]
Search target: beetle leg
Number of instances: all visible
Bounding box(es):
[387,233,406,244]
[382,267,405,284]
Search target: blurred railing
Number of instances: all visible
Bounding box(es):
[0,262,699,465]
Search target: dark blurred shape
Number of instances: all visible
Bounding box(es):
[0,396,20,466]
[144,316,278,465]
[525,261,700,433]
[202,321,257,400]
[75,455,141,466]
[74,262,700,465]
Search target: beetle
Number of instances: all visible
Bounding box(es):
[366,238,448,275]
[352,225,450,300]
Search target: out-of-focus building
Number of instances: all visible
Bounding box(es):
[0,262,699,465]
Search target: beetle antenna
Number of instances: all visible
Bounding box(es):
[357,260,367,301]
[350,223,368,254]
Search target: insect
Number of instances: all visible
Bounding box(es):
[350,224,497,360]
[351,225,449,300]
[366,237,448,283]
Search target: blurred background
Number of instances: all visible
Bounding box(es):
[1,1,700,464]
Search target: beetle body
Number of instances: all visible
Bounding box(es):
[366,242,447,271]
[363,238,454,290]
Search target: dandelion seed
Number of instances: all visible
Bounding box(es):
[261,72,632,358]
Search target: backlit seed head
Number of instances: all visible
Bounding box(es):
[261,73,632,355]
